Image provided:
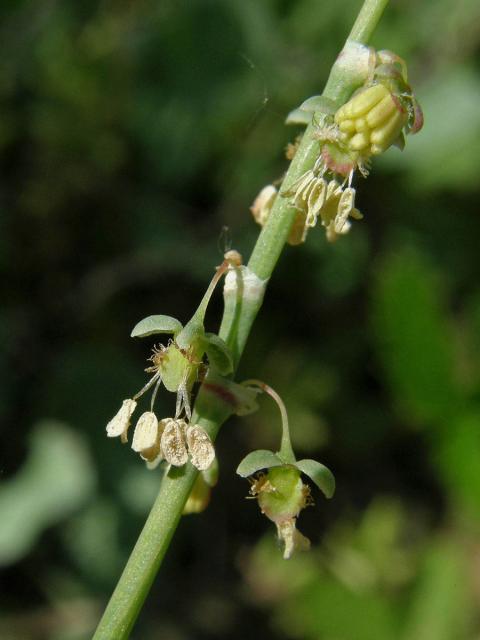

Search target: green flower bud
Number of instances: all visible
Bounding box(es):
[153,342,200,395]
[251,465,310,524]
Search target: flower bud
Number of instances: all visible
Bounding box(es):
[335,84,408,156]
[251,466,310,524]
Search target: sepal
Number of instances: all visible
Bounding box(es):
[131,315,183,338]
[294,459,335,499]
[286,96,337,126]
[236,449,283,478]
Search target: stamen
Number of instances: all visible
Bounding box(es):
[133,371,161,401]
[150,374,163,411]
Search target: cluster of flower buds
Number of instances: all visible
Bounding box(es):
[334,50,423,159]
[251,48,423,244]
[107,401,215,470]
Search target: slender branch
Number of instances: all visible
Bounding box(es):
[242,379,296,463]
[348,0,389,42]
[93,1,390,636]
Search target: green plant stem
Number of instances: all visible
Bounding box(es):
[93,1,389,636]
[348,0,389,42]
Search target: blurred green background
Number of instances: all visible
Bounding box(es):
[2,0,480,638]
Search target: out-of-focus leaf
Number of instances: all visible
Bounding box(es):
[241,534,320,605]
[62,498,124,585]
[434,411,480,520]
[371,250,462,426]
[402,540,472,640]
[277,577,398,640]
[0,421,96,565]
[326,499,416,592]
[380,67,480,190]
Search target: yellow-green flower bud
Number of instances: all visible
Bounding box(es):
[335,83,408,156]
[252,466,310,524]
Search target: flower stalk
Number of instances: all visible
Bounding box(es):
[93,1,391,636]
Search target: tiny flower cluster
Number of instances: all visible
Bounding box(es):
[284,155,364,243]
[250,169,363,244]
[107,400,215,471]
[335,82,407,157]
[251,48,423,244]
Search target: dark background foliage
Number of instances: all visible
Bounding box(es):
[1,1,480,638]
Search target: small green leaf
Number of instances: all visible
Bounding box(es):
[285,108,312,126]
[131,315,183,338]
[286,96,337,125]
[298,95,337,115]
[202,333,233,375]
[295,459,335,498]
[236,450,283,478]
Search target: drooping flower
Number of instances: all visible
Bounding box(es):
[236,381,335,559]
[129,257,236,420]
